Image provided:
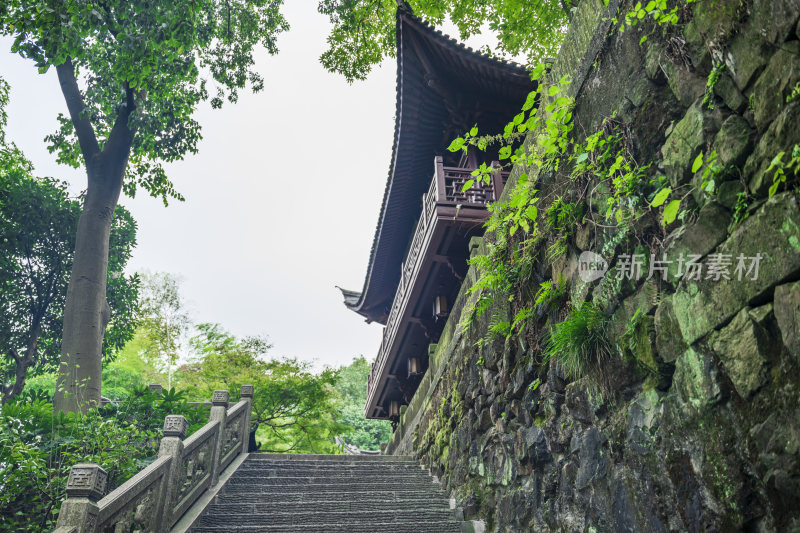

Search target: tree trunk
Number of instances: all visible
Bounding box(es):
[52,59,134,414]
[53,165,125,413]
[2,319,42,405]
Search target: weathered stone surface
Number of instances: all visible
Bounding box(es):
[673,192,800,345]
[713,114,753,169]
[716,179,745,210]
[672,347,722,415]
[661,102,721,187]
[664,61,706,108]
[626,388,663,455]
[774,280,800,358]
[709,307,771,398]
[713,71,747,113]
[751,0,800,45]
[744,102,800,196]
[573,427,607,490]
[655,295,688,364]
[684,0,740,69]
[751,46,800,131]
[664,201,731,280]
[724,19,773,91]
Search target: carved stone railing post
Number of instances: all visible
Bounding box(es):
[239,385,254,454]
[54,463,107,533]
[149,383,163,395]
[209,390,229,486]
[157,415,187,532]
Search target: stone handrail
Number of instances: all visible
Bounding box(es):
[52,385,254,533]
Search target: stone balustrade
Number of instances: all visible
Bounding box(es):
[52,385,254,533]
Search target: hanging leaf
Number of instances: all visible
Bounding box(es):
[650,186,671,207]
[691,151,704,173]
[662,199,681,225]
[447,137,464,152]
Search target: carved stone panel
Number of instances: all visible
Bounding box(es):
[163,415,188,438]
[66,463,108,501]
[212,390,229,406]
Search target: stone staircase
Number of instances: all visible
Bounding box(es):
[190,453,470,532]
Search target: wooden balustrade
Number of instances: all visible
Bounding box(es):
[366,156,510,409]
[52,385,254,533]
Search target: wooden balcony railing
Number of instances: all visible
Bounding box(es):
[366,157,508,412]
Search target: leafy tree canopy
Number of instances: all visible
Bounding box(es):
[0,0,289,203]
[317,0,569,82]
[183,323,347,453]
[335,356,391,450]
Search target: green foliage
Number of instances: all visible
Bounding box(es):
[0,0,289,202]
[703,63,725,109]
[0,135,138,402]
[0,389,202,532]
[184,323,347,453]
[616,0,694,32]
[317,0,569,82]
[544,303,614,383]
[334,356,391,450]
[766,144,800,198]
[787,82,800,104]
[534,275,568,313]
[729,190,749,231]
[650,150,719,227]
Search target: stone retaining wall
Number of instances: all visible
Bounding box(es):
[386,1,800,531]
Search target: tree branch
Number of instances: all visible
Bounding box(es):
[102,83,136,178]
[56,58,100,163]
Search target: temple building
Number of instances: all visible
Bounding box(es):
[341,9,535,422]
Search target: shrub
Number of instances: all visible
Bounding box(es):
[544,303,614,386]
[0,387,207,531]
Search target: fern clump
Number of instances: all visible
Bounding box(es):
[544,302,614,384]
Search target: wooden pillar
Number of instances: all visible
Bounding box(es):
[435,156,446,202]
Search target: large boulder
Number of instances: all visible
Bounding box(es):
[661,102,722,187]
[709,307,772,398]
[774,280,800,358]
[672,192,800,345]
[751,45,800,131]
[744,103,800,196]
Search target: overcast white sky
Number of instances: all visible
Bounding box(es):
[0,3,500,370]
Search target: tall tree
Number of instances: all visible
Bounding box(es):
[0,0,288,412]
[137,272,190,389]
[317,0,569,82]
[0,80,139,403]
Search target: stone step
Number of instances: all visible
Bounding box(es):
[248,453,416,462]
[195,509,457,528]
[207,498,450,514]
[215,489,447,504]
[236,462,428,473]
[191,521,462,533]
[220,478,441,492]
[230,469,433,481]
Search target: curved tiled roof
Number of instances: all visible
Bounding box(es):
[342,11,535,324]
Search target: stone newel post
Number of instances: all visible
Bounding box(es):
[157,414,188,532]
[209,390,229,486]
[54,463,107,533]
[240,384,254,454]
